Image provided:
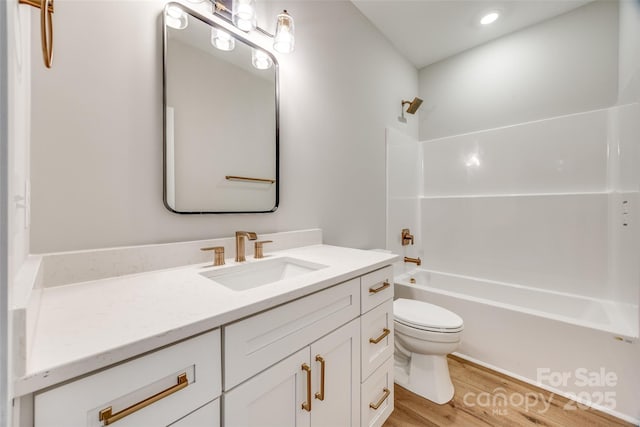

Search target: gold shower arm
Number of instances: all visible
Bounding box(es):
[19,0,54,68]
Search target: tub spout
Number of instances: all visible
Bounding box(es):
[404,256,421,266]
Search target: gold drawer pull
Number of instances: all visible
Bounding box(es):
[301,364,312,412]
[369,387,391,410]
[99,373,188,425]
[314,355,325,401]
[369,328,390,344]
[369,281,390,294]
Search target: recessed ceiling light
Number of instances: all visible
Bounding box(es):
[480,11,500,25]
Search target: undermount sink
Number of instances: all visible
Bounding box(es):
[200,257,328,291]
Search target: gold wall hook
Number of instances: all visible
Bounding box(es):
[19,0,54,68]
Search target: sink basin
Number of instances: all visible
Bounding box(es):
[200,257,328,291]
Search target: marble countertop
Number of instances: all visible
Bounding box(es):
[15,244,398,396]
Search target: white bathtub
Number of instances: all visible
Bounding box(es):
[395,269,637,337]
[394,268,640,423]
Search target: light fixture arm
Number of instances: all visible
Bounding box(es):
[209,0,294,51]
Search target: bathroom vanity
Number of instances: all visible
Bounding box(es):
[12,231,397,427]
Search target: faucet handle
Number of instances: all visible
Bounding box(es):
[401,228,414,246]
[254,240,273,259]
[201,246,225,266]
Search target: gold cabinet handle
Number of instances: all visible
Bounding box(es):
[99,373,188,425]
[369,387,391,410]
[314,355,325,401]
[301,364,312,412]
[19,0,53,68]
[369,328,390,344]
[369,281,390,294]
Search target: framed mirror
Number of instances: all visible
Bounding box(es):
[163,3,279,214]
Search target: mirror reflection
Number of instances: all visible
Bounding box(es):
[163,4,278,214]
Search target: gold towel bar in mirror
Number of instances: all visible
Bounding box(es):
[19,0,54,68]
[225,175,276,184]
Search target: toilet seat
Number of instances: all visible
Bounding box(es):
[394,298,464,333]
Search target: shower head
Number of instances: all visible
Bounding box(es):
[402,97,423,114]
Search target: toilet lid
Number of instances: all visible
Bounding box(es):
[394,298,464,332]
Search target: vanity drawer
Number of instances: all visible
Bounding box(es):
[35,329,221,427]
[361,299,394,381]
[361,266,393,313]
[361,357,394,427]
[224,278,360,389]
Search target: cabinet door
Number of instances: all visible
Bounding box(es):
[224,347,311,427]
[310,319,361,427]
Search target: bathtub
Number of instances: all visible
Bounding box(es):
[395,269,637,337]
[394,268,640,423]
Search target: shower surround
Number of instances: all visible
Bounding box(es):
[385,102,640,423]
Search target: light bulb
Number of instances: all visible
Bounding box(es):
[252,49,273,70]
[165,5,188,30]
[211,28,235,51]
[233,0,256,31]
[273,10,295,53]
[480,11,500,25]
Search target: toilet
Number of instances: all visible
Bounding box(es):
[393,298,464,404]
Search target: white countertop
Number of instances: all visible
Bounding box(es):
[15,244,398,396]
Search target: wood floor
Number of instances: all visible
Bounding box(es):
[383,355,636,427]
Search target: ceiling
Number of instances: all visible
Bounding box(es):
[351,0,592,69]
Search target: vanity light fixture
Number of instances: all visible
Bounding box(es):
[165,4,189,30]
[480,11,500,25]
[211,0,296,54]
[233,0,257,31]
[252,48,273,70]
[273,10,295,53]
[211,28,235,51]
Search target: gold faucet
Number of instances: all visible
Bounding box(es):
[235,231,258,262]
[404,256,421,266]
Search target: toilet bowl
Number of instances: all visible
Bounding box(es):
[393,298,464,404]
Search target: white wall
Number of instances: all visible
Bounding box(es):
[0,1,8,423]
[618,0,640,103]
[418,1,619,140]
[3,0,32,424]
[29,0,418,253]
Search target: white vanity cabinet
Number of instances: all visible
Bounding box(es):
[223,265,395,427]
[34,330,222,427]
[223,279,361,427]
[359,266,395,427]
[224,319,360,427]
[27,258,397,427]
